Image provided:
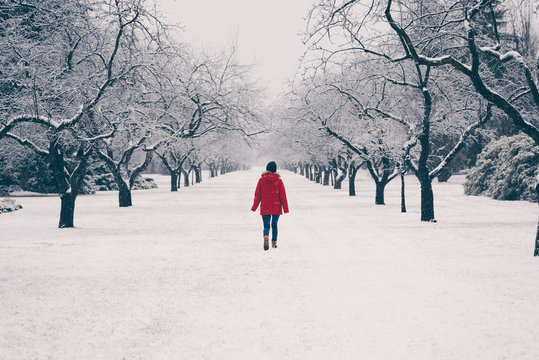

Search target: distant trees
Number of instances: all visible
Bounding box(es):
[155,141,194,192]
[294,78,403,205]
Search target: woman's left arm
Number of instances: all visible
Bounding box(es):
[279,180,289,213]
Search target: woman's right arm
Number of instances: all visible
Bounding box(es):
[251,179,262,212]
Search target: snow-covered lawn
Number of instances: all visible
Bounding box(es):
[1,168,538,359]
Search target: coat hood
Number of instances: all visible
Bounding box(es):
[261,171,281,183]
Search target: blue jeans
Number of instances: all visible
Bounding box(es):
[262,215,280,241]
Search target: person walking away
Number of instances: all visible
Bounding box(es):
[251,161,289,251]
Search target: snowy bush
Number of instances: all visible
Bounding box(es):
[132,177,158,190]
[1,151,157,195]
[0,145,59,193]
[464,135,538,202]
[0,198,22,213]
[83,173,157,193]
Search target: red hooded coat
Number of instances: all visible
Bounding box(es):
[251,171,289,215]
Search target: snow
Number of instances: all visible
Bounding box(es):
[0,168,538,359]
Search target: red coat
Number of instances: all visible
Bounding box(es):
[251,172,289,215]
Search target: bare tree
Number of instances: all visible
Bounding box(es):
[94,126,156,207]
[155,142,194,191]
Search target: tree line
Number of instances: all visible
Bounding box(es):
[0,0,262,228]
[268,0,539,254]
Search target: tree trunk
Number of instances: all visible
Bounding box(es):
[50,141,91,228]
[419,174,435,221]
[375,181,386,205]
[401,173,407,213]
[300,164,305,176]
[183,170,190,187]
[417,70,435,221]
[334,169,347,190]
[58,192,76,228]
[534,175,539,256]
[170,172,178,192]
[195,165,202,183]
[535,220,539,256]
[118,180,132,207]
[323,168,330,186]
[437,167,452,182]
[348,166,358,196]
[365,160,390,205]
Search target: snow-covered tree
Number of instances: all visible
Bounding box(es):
[0,0,167,226]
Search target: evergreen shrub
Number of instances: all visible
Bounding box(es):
[464,134,538,202]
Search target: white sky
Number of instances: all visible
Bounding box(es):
[156,0,316,96]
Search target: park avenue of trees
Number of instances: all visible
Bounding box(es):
[1,0,538,254]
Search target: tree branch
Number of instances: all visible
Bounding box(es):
[429,103,492,179]
[5,133,49,156]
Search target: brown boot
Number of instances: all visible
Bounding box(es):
[263,235,269,251]
[272,241,277,248]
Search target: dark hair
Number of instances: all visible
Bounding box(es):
[266,161,277,173]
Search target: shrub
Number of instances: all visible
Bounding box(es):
[0,146,59,193]
[132,176,158,190]
[464,134,538,202]
[1,150,158,194]
[0,198,23,213]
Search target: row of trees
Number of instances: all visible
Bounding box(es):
[269,0,538,252]
[153,132,253,192]
[0,0,262,227]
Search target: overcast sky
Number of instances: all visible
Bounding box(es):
[156,0,316,95]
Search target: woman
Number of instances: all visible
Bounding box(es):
[251,161,289,250]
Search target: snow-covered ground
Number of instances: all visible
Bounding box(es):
[0,168,538,359]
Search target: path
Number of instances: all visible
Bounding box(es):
[0,168,538,359]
